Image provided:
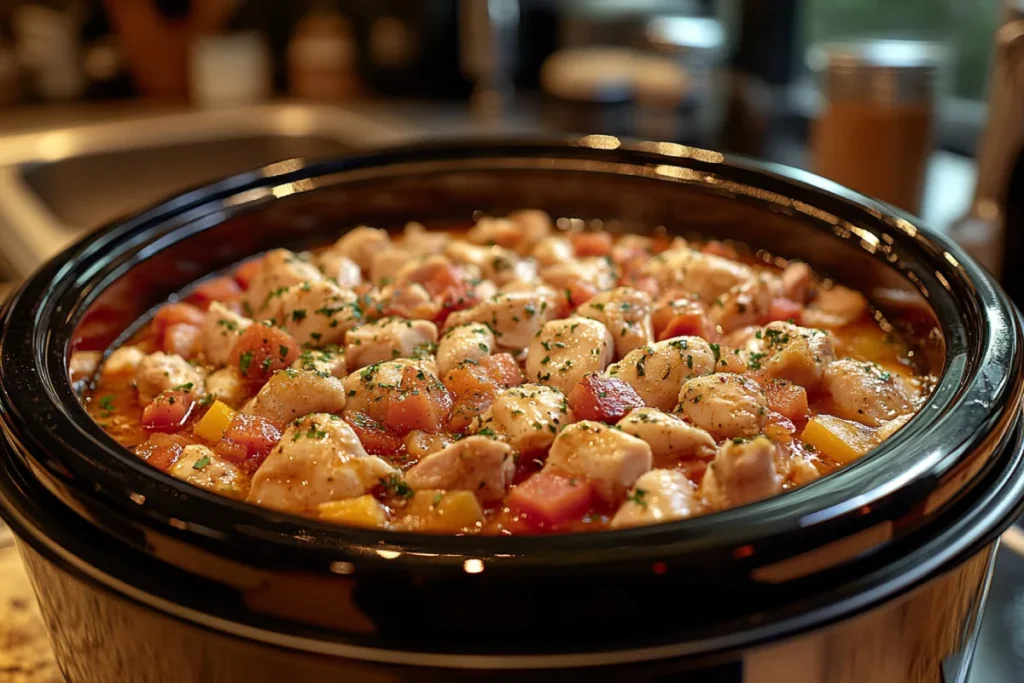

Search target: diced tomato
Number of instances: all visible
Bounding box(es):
[185,276,241,309]
[766,411,797,438]
[233,258,264,289]
[566,278,599,310]
[765,380,809,422]
[480,353,524,388]
[764,297,803,325]
[625,274,660,298]
[214,413,282,474]
[658,312,709,341]
[384,367,454,435]
[162,322,202,357]
[701,240,739,260]
[507,472,594,530]
[449,394,494,433]
[570,232,613,257]
[344,412,406,456]
[228,323,300,384]
[151,302,204,347]
[435,288,481,327]
[568,374,645,423]
[141,391,195,433]
[135,433,195,471]
[653,298,708,340]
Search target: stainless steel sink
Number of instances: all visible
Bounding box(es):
[0,103,408,278]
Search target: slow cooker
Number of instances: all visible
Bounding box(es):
[0,139,1021,683]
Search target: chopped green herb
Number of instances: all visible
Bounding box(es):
[239,350,254,374]
[192,455,211,470]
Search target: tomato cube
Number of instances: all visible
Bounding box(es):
[384,366,454,435]
[142,391,195,432]
[185,276,242,309]
[344,412,406,456]
[764,297,803,325]
[566,278,598,310]
[228,323,300,383]
[214,413,282,474]
[233,258,264,289]
[570,232,613,257]
[135,433,194,471]
[765,379,809,422]
[568,374,645,423]
[152,302,204,347]
[480,353,524,388]
[508,472,594,529]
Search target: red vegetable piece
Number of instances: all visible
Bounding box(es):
[384,367,454,436]
[135,434,195,471]
[567,374,645,423]
[765,380,809,422]
[480,353,524,388]
[233,258,264,289]
[570,232,613,257]
[228,323,300,384]
[344,412,406,456]
[566,278,598,310]
[185,276,242,309]
[765,297,803,325]
[508,471,594,529]
[215,413,282,474]
[142,390,195,433]
[152,302,204,346]
[162,322,202,357]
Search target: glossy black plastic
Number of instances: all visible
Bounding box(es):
[0,139,1022,672]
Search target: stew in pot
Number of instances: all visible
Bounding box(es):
[73,212,936,534]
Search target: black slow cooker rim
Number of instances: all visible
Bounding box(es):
[0,137,1021,576]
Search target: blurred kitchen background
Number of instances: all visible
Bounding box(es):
[1,0,1024,680]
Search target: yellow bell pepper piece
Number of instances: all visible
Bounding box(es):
[801,414,876,465]
[317,495,389,529]
[193,400,236,443]
[398,490,485,533]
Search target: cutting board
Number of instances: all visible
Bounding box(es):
[0,525,62,683]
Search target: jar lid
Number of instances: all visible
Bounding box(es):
[808,39,949,105]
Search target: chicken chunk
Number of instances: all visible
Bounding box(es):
[445,291,559,351]
[821,358,912,427]
[545,421,653,503]
[541,256,617,292]
[780,261,813,303]
[678,374,767,440]
[473,384,573,455]
[370,247,413,286]
[445,240,538,286]
[344,318,438,371]
[205,367,247,406]
[526,318,614,394]
[403,436,515,503]
[169,445,248,500]
[269,280,362,347]
[376,282,440,321]
[508,209,553,252]
[644,247,754,303]
[708,276,774,334]
[532,235,574,267]
[245,249,324,314]
[617,408,716,464]
[315,251,362,287]
[327,226,390,274]
[701,436,781,508]
[610,469,698,529]
[437,323,496,377]
[466,216,521,249]
[135,352,204,404]
[342,359,439,423]
[101,345,146,378]
[248,413,396,514]
[292,345,347,379]
[401,221,448,256]
[245,369,347,423]
[754,322,836,389]
[802,284,868,328]
[200,301,252,366]
[607,337,716,410]
[576,287,654,359]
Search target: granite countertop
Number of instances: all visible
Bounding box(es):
[0,530,61,683]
